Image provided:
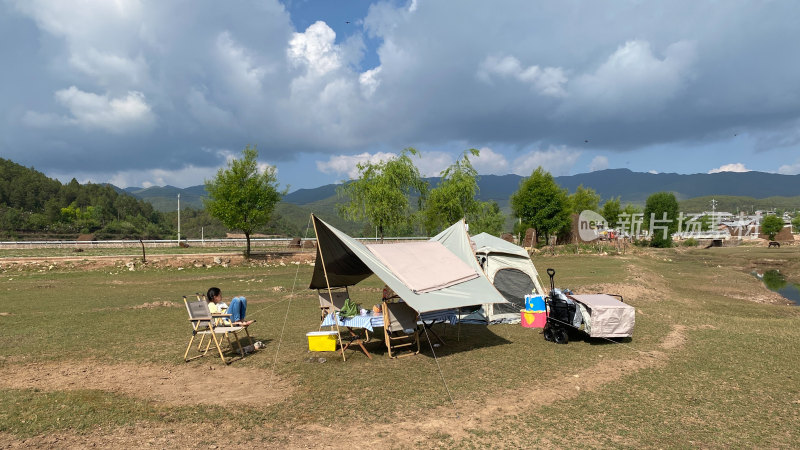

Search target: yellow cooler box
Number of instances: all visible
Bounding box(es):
[306,331,338,351]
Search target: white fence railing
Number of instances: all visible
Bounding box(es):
[0,236,427,249]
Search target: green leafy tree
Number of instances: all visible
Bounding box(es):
[569,184,601,214]
[601,197,622,228]
[468,201,506,236]
[422,149,482,234]
[643,192,679,248]
[510,167,571,245]
[204,145,283,257]
[337,148,427,241]
[622,203,642,215]
[761,214,784,241]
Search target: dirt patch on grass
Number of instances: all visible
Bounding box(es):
[581,263,669,303]
[0,360,293,408]
[0,323,688,449]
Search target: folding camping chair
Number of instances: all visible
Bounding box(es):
[382,301,420,358]
[318,287,350,320]
[183,296,254,365]
[192,293,255,350]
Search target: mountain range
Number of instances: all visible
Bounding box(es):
[125,169,800,212]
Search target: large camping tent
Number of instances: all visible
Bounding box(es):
[463,232,546,323]
[309,216,508,314]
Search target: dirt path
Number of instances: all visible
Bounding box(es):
[0,320,690,449]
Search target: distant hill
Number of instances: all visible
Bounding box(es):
[123,169,800,235]
[553,169,800,203]
[122,185,208,211]
[128,168,800,211]
[281,169,800,206]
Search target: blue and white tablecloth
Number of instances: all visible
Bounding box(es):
[320,313,381,331]
[319,309,458,332]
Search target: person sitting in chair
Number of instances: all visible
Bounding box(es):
[207,287,254,326]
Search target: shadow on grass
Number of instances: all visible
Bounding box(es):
[562,329,633,346]
[356,323,513,359]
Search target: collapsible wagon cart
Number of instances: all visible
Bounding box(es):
[543,268,635,344]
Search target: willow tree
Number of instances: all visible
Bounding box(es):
[337,148,427,241]
[422,149,481,234]
[204,146,283,257]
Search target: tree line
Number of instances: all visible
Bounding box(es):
[11,148,784,251]
[0,156,296,241]
[0,157,170,239]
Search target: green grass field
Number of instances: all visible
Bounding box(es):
[1,246,798,447]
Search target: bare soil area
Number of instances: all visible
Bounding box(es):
[0,251,316,272]
[0,360,293,408]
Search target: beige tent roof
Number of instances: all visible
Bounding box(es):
[309,216,508,313]
[366,241,478,294]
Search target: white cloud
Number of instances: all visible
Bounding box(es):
[471,147,509,174]
[708,163,750,174]
[10,0,149,88]
[216,31,268,96]
[5,0,800,189]
[415,151,454,177]
[51,164,211,189]
[777,160,800,175]
[29,86,156,133]
[589,155,609,172]
[68,49,149,87]
[648,170,659,174]
[477,54,567,97]
[288,21,342,77]
[359,66,382,98]
[316,152,398,179]
[560,40,696,119]
[512,146,581,176]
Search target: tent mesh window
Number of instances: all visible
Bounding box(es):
[493,268,535,314]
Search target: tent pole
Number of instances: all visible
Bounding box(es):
[457,307,461,342]
[311,214,347,362]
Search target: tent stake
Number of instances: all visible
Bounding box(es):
[311,214,347,362]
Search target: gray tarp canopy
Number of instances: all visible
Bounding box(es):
[310,216,508,314]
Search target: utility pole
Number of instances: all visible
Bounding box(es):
[710,198,718,232]
[177,193,181,242]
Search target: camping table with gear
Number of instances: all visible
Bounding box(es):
[308,215,508,361]
[318,295,459,357]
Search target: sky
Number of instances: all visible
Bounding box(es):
[2,0,800,193]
